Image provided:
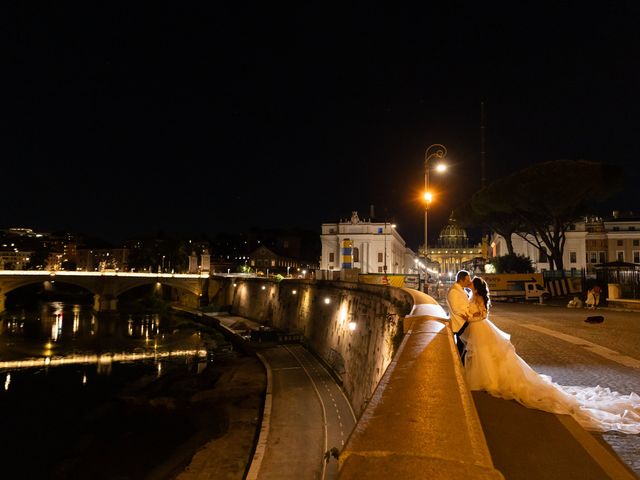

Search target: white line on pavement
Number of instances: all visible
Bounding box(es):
[521,324,640,369]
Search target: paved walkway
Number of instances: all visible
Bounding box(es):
[473,392,637,479]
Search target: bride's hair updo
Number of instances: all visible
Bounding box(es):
[473,276,491,310]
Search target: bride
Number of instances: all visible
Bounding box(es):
[464,276,640,434]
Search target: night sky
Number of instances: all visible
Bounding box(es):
[6,3,640,248]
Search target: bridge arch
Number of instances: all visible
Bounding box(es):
[0,272,210,312]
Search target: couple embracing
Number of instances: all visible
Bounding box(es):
[443,269,640,434]
[446,269,485,365]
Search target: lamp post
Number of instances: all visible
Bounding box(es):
[423,144,447,260]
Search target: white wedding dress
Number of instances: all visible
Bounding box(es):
[464,298,640,434]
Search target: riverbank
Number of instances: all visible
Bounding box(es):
[170,355,266,480]
[163,306,267,480]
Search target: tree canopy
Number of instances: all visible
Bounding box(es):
[455,160,623,271]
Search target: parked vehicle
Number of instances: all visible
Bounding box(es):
[483,273,550,301]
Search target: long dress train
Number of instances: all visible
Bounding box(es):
[464,299,640,434]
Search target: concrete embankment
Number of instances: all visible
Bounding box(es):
[208,277,413,418]
[205,279,504,479]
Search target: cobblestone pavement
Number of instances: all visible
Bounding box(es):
[488,302,640,477]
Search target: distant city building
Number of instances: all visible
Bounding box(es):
[246,228,318,276]
[76,248,129,271]
[0,248,32,269]
[320,211,410,275]
[248,244,314,276]
[0,227,46,269]
[603,211,640,265]
[209,232,249,272]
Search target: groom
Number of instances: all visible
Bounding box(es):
[446,270,473,364]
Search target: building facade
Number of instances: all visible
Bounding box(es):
[248,244,314,276]
[490,211,640,273]
[0,249,32,269]
[320,212,412,275]
[425,216,485,278]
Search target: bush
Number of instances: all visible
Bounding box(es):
[490,254,534,273]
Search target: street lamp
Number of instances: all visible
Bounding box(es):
[424,144,447,260]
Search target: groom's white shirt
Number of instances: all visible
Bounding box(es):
[447,283,471,334]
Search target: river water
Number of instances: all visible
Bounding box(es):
[0,298,230,479]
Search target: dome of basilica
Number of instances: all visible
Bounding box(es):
[436,214,469,248]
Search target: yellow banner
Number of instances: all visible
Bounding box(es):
[359,274,406,287]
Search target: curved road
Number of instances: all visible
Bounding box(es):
[253,344,356,480]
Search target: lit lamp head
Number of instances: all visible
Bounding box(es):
[423,191,433,204]
[435,163,447,173]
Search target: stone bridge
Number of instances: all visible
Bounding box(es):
[0,271,210,312]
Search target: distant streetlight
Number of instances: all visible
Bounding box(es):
[161,255,165,273]
[424,144,447,260]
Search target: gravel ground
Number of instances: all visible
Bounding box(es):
[171,355,266,480]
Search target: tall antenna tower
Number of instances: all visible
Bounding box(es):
[480,101,490,261]
[480,101,486,188]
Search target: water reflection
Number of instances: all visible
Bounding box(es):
[3,304,178,343]
[0,300,227,479]
[0,349,208,371]
[0,301,215,375]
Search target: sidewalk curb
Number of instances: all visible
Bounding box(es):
[533,302,640,313]
[245,351,273,480]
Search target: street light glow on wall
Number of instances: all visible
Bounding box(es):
[339,302,348,324]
